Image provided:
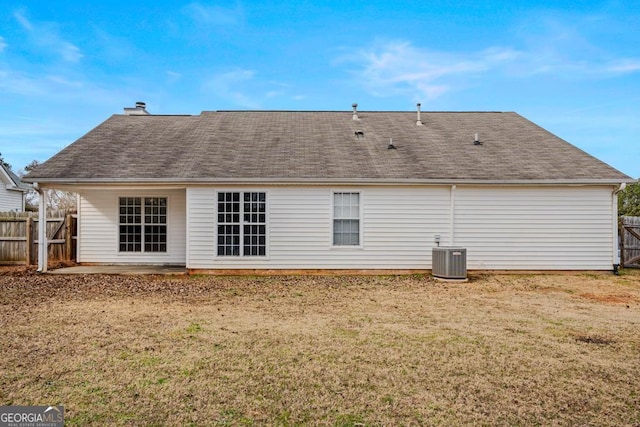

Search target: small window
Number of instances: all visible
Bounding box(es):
[333,192,360,246]
[217,192,266,256]
[119,197,167,253]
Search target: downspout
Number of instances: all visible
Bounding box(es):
[612,183,626,274]
[450,185,456,246]
[33,183,48,273]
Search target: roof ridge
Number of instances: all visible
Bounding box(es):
[117,114,195,117]
[209,110,509,113]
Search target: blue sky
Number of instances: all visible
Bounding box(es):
[0,0,638,178]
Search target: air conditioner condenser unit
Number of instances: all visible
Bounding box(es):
[432,247,467,280]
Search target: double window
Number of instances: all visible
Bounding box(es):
[217,192,266,256]
[333,192,360,246]
[119,197,167,252]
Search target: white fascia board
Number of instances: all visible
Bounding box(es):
[23,177,637,188]
[5,184,29,192]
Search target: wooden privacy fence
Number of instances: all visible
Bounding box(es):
[0,211,77,265]
[621,216,640,268]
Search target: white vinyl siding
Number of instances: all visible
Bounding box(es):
[0,187,24,212]
[187,186,450,269]
[186,188,215,268]
[454,186,614,270]
[75,184,615,270]
[78,189,186,264]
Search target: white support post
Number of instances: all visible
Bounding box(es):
[613,184,623,268]
[37,187,48,272]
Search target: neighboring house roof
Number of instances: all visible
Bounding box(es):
[24,110,633,184]
[0,163,30,191]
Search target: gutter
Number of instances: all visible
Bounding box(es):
[21,177,637,186]
[6,185,30,192]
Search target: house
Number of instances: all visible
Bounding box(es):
[24,103,635,272]
[0,163,30,212]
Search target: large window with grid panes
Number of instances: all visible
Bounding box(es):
[118,197,167,252]
[217,192,266,256]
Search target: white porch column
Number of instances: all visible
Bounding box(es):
[613,183,626,268]
[37,187,48,272]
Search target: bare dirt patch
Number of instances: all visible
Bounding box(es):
[1,268,639,425]
[579,292,639,304]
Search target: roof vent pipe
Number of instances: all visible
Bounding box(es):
[416,103,423,126]
[352,103,359,121]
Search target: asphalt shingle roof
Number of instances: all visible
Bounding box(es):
[1,163,30,190]
[25,110,632,183]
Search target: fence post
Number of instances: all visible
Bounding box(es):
[65,214,72,261]
[620,219,625,267]
[26,217,34,265]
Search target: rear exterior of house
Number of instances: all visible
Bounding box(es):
[25,107,634,271]
[73,184,617,270]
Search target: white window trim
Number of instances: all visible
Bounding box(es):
[116,195,171,256]
[214,189,270,258]
[330,189,364,249]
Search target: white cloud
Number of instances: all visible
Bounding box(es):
[605,60,640,74]
[46,75,84,88]
[0,66,128,107]
[58,42,82,63]
[0,69,92,97]
[508,12,640,79]
[166,71,182,83]
[203,69,299,108]
[481,47,521,62]
[0,69,44,95]
[204,69,261,108]
[14,10,33,31]
[265,90,281,98]
[13,9,83,63]
[344,20,640,100]
[0,36,7,52]
[182,2,243,27]
[91,26,137,62]
[344,41,517,100]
